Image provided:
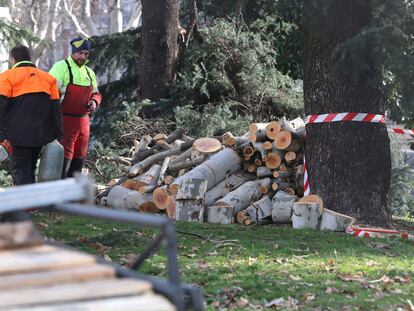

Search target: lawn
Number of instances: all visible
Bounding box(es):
[35,212,414,310]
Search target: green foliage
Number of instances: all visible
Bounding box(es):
[37,214,414,310]
[389,136,414,218]
[0,167,12,188]
[86,143,125,185]
[172,19,303,130]
[88,29,140,110]
[174,102,251,137]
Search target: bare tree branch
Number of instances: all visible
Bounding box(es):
[62,0,90,37]
[126,0,142,29]
[83,0,99,36]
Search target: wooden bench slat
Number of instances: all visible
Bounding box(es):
[0,264,115,290]
[5,293,176,311]
[0,245,96,275]
[0,279,153,308]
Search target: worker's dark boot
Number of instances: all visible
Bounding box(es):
[61,158,72,179]
[67,157,85,177]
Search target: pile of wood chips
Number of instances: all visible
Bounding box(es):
[98,118,354,230]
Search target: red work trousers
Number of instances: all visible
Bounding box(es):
[61,115,90,159]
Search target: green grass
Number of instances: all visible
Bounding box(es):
[35,213,414,310]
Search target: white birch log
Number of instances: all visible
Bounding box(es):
[171,148,241,192]
[170,148,192,165]
[271,191,298,223]
[256,178,272,193]
[257,167,273,178]
[204,172,255,206]
[107,186,153,211]
[246,195,272,221]
[136,135,152,152]
[133,164,161,186]
[207,181,262,224]
[176,178,208,200]
[129,149,183,177]
[175,200,205,222]
[157,157,171,186]
[320,208,355,232]
[292,202,320,230]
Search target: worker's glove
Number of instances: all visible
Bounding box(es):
[87,100,97,112]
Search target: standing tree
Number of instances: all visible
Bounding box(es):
[303,0,392,225]
[138,0,179,101]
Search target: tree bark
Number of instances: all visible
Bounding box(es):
[303,0,391,225]
[138,0,179,101]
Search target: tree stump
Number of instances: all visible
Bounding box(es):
[292,202,320,230]
[320,208,355,231]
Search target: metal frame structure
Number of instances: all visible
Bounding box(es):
[0,178,204,310]
[49,203,204,311]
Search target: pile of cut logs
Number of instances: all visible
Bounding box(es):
[98,118,354,231]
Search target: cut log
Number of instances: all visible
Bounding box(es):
[257,166,272,178]
[152,186,169,210]
[298,194,324,216]
[204,172,255,206]
[274,131,304,152]
[264,152,282,169]
[154,133,168,141]
[320,209,355,232]
[272,191,298,223]
[163,175,174,185]
[172,139,186,149]
[252,142,266,158]
[243,145,254,157]
[254,159,262,166]
[157,157,171,186]
[132,128,186,164]
[169,148,192,165]
[107,186,153,211]
[133,164,161,186]
[292,202,320,230]
[175,200,204,222]
[288,117,305,130]
[166,195,176,219]
[263,141,273,150]
[166,157,205,173]
[248,128,267,142]
[246,195,273,221]
[236,211,252,225]
[156,140,172,151]
[273,170,292,178]
[139,185,156,194]
[222,132,248,146]
[284,188,295,195]
[170,148,241,192]
[193,137,222,154]
[122,179,147,192]
[256,178,271,194]
[139,201,160,213]
[249,123,268,133]
[176,178,208,200]
[129,149,182,177]
[266,121,281,140]
[133,135,152,156]
[247,164,257,173]
[285,151,296,163]
[207,181,262,224]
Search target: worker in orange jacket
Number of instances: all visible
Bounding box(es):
[49,37,102,178]
[0,46,62,220]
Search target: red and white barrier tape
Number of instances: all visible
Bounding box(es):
[305,112,385,124]
[303,112,414,196]
[346,226,414,241]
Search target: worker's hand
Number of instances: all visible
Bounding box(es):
[87,100,97,112]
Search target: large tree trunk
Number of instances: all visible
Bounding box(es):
[303,0,391,226]
[138,0,179,101]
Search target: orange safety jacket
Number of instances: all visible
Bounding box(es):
[0,61,62,147]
